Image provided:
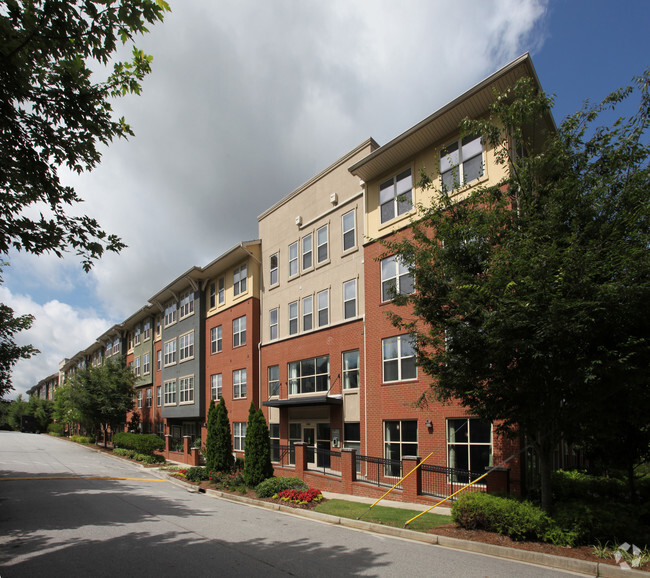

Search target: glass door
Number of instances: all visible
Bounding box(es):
[303,427,316,466]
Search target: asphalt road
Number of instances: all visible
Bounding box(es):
[0,431,581,577]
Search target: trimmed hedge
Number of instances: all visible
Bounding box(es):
[48,423,65,436]
[112,447,165,464]
[113,432,164,455]
[70,435,93,444]
[186,466,210,482]
[255,477,308,498]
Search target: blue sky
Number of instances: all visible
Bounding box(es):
[3,0,649,399]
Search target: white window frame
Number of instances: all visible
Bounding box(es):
[270,308,278,340]
[233,316,246,347]
[164,339,177,366]
[179,291,194,319]
[179,375,194,404]
[163,379,176,405]
[233,368,247,399]
[317,289,329,327]
[179,331,195,362]
[233,422,247,451]
[209,281,216,309]
[233,264,247,296]
[342,209,356,252]
[143,320,151,341]
[136,389,143,408]
[268,365,280,397]
[302,295,313,332]
[289,301,298,335]
[146,388,152,407]
[218,277,225,305]
[134,356,141,377]
[156,385,161,407]
[380,168,412,224]
[302,233,313,271]
[134,326,141,346]
[384,420,418,476]
[343,349,360,389]
[382,335,417,383]
[270,253,279,286]
[316,224,328,264]
[157,350,161,371]
[211,373,222,400]
[143,352,150,375]
[440,135,484,192]
[381,255,414,302]
[164,301,177,327]
[288,355,329,395]
[288,241,298,278]
[211,325,222,354]
[343,279,357,319]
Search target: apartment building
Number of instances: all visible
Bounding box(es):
[258,139,377,467]
[202,241,261,459]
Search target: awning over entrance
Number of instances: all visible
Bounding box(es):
[262,394,343,408]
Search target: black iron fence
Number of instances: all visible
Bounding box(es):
[273,444,295,467]
[420,463,486,498]
[356,454,403,489]
[311,447,341,476]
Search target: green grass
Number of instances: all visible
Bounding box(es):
[315,499,450,532]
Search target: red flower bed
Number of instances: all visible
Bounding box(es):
[276,488,323,504]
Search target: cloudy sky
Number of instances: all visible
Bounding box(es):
[3,0,649,399]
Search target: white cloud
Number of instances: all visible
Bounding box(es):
[4,0,550,395]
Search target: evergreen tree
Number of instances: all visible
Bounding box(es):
[211,397,234,472]
[205,399,217,471]
[243,403,273,487]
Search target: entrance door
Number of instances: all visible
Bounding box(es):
[303,427,316,466]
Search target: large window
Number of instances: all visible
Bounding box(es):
[270,423,280,462]
[143,352,150,375]
[233,316,246,347]
[384,420,417,476]
[157,350,161,371]
[179,331,194,362]
[134,356,141,377]
[209,281,216,308]
[289,242,298,277]
[288,355,329,395]
[179,291,194,318]
[233,264,247,296]
[270,253,279,286]
[343,279,356,319]
[268,365,280,397]
[136,389,142,408]
[156,386,161,407]
[233,368,247,399]
[440,135,484,192]
[164,339,177,366]
[302,233,313,270]
[134,326,141,346]
[381,255,414,302]
[382,335,416,382]
[211,373,222,400]
[289,301,298,335]
[342,210,356,251]
[179,376,194,404]
[233,422,247,451]
[447,418,492,481]
[344,422,361,472]
[269,308,278,340]
[163,379,176,405]
[146,388,152,407]
[343,350,359,389]
[380,168,412,223]
[317,289,329,327]
[316,224,328,263]
[143,320,151,341]
[211,325,222,353]
[164,301,177,327]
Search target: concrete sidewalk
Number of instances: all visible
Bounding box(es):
[321,490,453,516]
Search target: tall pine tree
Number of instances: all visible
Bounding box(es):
[243,403,273,487]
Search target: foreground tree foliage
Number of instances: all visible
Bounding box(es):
[206,397,234,473]
[62,358,135,438]
[0,0,169,398]
[386,73,650,512]
[243,402,273,487]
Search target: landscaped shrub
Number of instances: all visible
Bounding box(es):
[113,448,134,458]
[255,477,308,499]
[70,435,93,444]
[185,466,210,482]
[243,403,273,487]
[112,432,164,455]
[209,468,246,492]
[551,470,626,503]
[132,452,165,464]
[452,493,575,545]
[48,423,65,436]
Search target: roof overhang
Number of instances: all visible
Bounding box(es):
[349,53,551,183]
[263,394,343,408]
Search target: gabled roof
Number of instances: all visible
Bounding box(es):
[349,53,550,183]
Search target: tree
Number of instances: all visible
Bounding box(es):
[66,357,135,438]
[206,397,234,473]
[386,73,650,512]
[28,395,53,431]
[0,0,169,398]
[243,402,273,487]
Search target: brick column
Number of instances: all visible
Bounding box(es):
[165,434,172,453]
[401,456,421,503]
[486,466,510,495]
[294,442,307,478]
[340,448,357,494]
[183,435,192,455]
